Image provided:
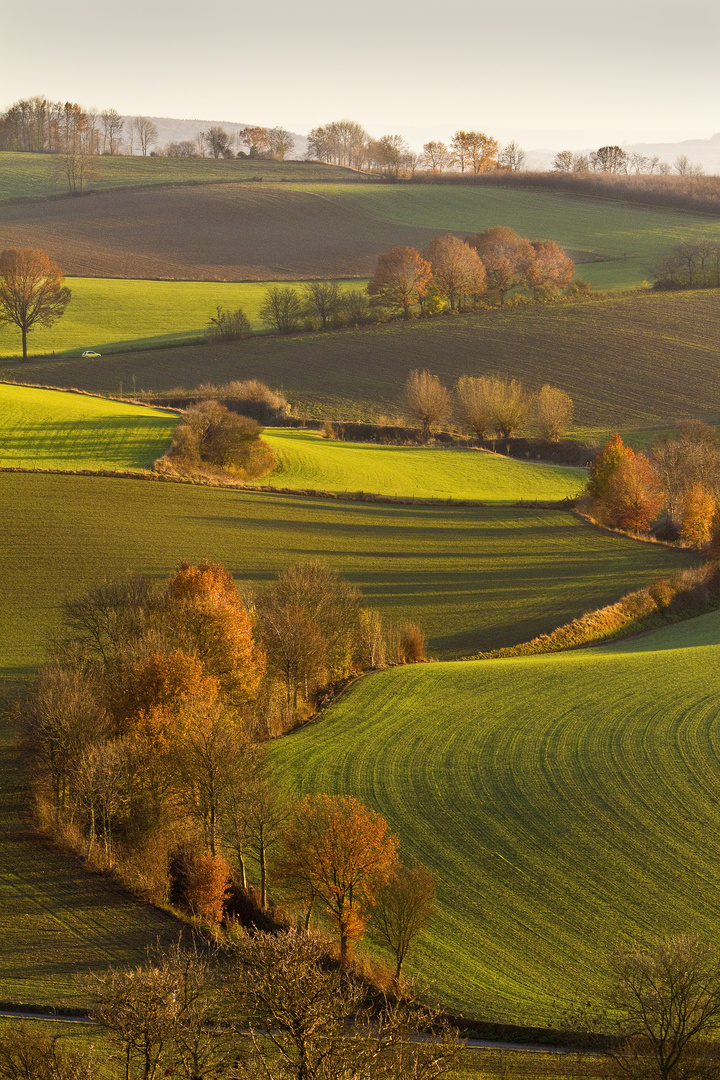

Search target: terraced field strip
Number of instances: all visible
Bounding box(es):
[271,611,720,1025]
[0,278,367,359]
[0,473,691,675]
[6,290,716,431]
[0,698,179,1006]
[264,429,586,503]
[0,383,178,470]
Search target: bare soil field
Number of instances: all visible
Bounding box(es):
[0,184,434,280]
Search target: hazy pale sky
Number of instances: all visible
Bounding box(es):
[2,0,719,146]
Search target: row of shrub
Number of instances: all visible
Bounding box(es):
[474,562,720,659]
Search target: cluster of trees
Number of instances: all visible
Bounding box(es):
[26,562,427,910]
[400,369,573,442]
[306,118,522,177]
[0,931,458,1080]
[0,97,296,164]
[368,228,576,319]
[165,125,295,161]
[654,240,720,289]
[584,422,720,543]
[553,145,703,176]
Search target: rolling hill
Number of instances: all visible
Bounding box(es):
[263,429,585,503]
[271,610,720,1024]
[0,473,691,675]
[2,175,719,286]
[0,382,177,470]
[3,289,718,432]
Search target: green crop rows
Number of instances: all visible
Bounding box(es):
[272,612,720,1023]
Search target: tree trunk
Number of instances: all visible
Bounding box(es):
[22,325,27,361]
[260,835,267,909]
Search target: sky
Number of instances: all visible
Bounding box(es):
[2,0,719,149]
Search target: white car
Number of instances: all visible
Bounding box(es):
[81,349,101,358]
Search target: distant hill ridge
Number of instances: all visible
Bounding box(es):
[122,115,308,157]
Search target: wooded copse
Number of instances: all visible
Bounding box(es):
[0,96,295,162]
[368,228,578,318]
[582,422,720,544]
[654,239,720,289]
[24,560,429,939]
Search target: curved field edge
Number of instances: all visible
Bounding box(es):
[270,610,720,1025]
[0,473,693,675]
[263,430,585,503]
[0,383,178,470]
[5,290,718,433]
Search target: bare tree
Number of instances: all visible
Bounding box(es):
[302,280,341,328]
[531,384,574,442]
[456,375,496,439]
[675,155,703,177]
[268,127,295,160]
[100,108,124,154]
[420,141,453,172]
[590,145,628,173]
[230,928,462,1080]
[370,863,437,983]
[203,125,231,159]
[259,286,304,334]
[133,116,158,157]
[401,369,451,442]
[605,935,720,1080]
[499,140,526,171]
[553,150,574,172]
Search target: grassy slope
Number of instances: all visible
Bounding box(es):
[0,153,357,202]
[0,383,177,469]
[3,167,719,287]
[306,182,720,288]
[0,278,364,359]
[0,474,691,675]
[5,290,718,431]
[0,697,180,1007]
[272,611,720,1025]
[263,429,585,503]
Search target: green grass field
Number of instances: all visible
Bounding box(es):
[264,429,585,503]
[0,473,692,675]
[0,383,177,470]
[0,152,357,203]
[0,278,363,359]
[5,289,717,433]
[0,695,180,1007]
[271,610,720,1025]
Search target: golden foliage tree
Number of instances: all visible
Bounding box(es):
[165,560,266,705]
[367,246,432,318]
[277,794,398,963]
[401,369,452,441]
[681,483,716,548]
[0,247,71,359]
[422,233,487,312]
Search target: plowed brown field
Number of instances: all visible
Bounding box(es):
[0,184,434,280]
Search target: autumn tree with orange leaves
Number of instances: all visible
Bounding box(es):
[422,234,487,312]
[0,247,71,359]
[276,794,398,964]
[585,435,665,533]
[367,246,432,318]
